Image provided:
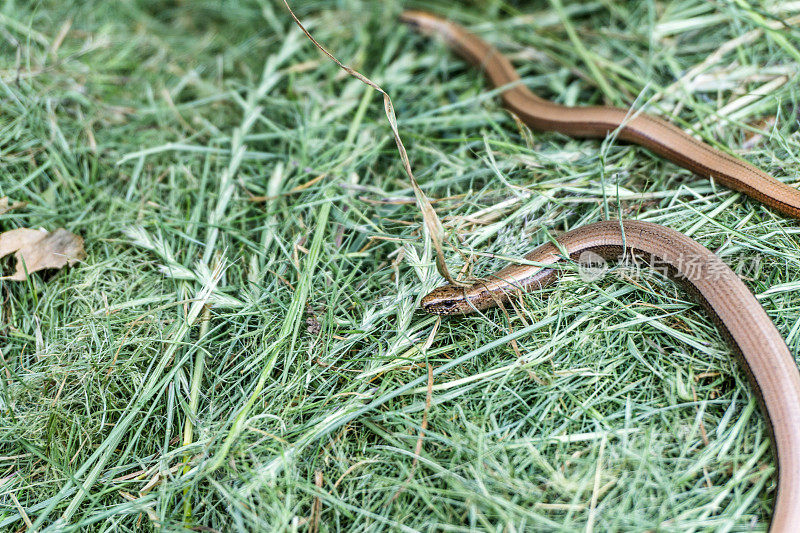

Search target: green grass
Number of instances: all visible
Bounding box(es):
[1,0,800,530]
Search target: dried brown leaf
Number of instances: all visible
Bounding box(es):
[0,228,85,281]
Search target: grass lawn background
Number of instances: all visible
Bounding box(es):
[2,0,800,530]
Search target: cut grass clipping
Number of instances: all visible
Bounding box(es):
[1,0,799,531]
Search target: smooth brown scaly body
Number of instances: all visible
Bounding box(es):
[404,12,800,531]
[401,10,800,219]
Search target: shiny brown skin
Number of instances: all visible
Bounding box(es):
[421,220,800,531]
[404,12,800,531]
[400,10,800,219]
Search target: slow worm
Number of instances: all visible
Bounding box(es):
[400,11,800,219]
[402,11,800,531]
